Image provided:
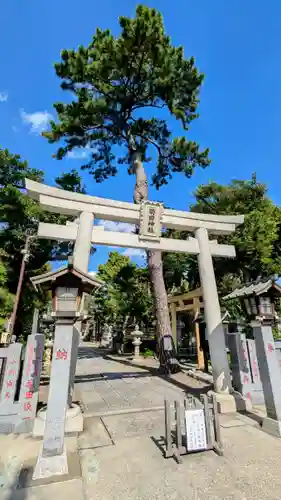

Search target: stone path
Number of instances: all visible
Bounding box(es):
[75,344,208,417]
[2,344,281,499]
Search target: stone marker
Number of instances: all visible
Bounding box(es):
[252,320,281,436]
[0,343,22,433]
[228,332,252,400]
[33,319,75,479]
[246,338,264,404]
[15,333,44,433]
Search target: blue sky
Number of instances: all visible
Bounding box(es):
[1,1,281,272]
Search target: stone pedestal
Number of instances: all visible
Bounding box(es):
[262,417,281,437]
[33,319,82,479]
[33,446,68,480]
[33,403,83,437]
[209,391,252,414]
[131,326,143,361]
[252,320,281,436]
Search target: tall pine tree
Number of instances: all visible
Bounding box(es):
[43,5,210,341]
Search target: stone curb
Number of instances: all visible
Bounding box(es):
[84,406,164,418]
[180,366,213,385]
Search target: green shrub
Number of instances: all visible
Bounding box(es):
[142,348,154,358]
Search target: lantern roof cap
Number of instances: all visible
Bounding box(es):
[31,257,103,291]
[223,276,281,301]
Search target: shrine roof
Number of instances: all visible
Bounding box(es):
[223,277,281,301]
[31,260,103,290]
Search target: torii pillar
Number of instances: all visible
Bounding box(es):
[72,211,94,273]
[196,228,231,393]
[68,211,94,341]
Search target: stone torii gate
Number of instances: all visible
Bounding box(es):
[25,178,244,408]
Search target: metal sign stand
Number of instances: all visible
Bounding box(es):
[164,393,223,464]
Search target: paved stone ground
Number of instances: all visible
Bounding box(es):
[76,346,281,500]
[2,344,281,499]
[75,344,209,417]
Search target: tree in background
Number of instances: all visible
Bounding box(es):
[93,251,154,333]
[43,5,210,343]
[162,175,281,296]
[55,169,86,193]
[0,253,14,333]
[0,150,86,339]
[0,148,52,338]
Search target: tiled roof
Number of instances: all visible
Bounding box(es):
[223,278,281,301]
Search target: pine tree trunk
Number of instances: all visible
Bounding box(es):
[147,249,172,338]
[132,152,172,344]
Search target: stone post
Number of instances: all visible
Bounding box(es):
[33,319,75,479]
[195,227,232,394]
[228,331,253,399]
[73,211,94,273]
[252,320,281,437]
[131,325,143,361]
[16,333,45,433]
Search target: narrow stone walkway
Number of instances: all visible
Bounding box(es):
[75,344,208,416]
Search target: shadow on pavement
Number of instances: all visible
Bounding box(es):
[76,344,212,398]
[75,371,158,383]
[77,346,110,359]
[4,465,31,500]
[102,353,212,398]
[150,435,166,457]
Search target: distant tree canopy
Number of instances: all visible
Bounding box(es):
[162,175,281,296]
[0,254,14,332]
[93,251,154,329]
[0,147,86,339]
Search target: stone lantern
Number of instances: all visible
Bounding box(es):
[31,258,102,479]
[224,275,281,324]
[131,325,144,361]
[224,277,281,438]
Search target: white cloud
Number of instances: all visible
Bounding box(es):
[88,271,97,277]
[67,144,96,160]
[67,150,89,160]
[98,220,135,233]
[20,109,53,134]
[122,248,146,259]
[0,91,8,102]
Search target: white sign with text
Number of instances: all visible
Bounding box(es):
[185,408,207,451]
